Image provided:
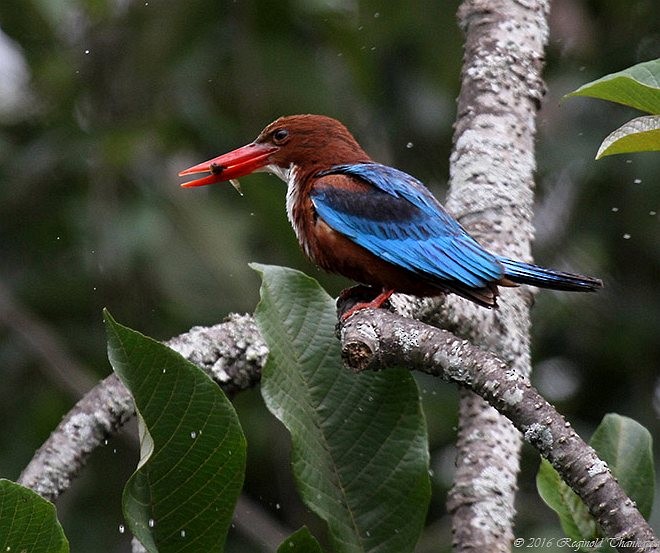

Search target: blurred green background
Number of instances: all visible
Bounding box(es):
[0,1,658,551]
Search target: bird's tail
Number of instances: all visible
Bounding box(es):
[498,257,603,292]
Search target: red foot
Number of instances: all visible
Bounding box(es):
[340,289,395,321]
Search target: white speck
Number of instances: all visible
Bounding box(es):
[162,368,167,373]
[611,207,619,212]
[56,236,60,240]
[180,529,186,538]
[623,233,631,240]
[113,448,117,454]
[275,502,281,510]
[118,524,125,534]
[406,142,414,149]
[190,431,197,439]
[633,178,642,184]
[84,49,90,55]
[650,211,657,216]
[374,12,380,18]
[148,518,155,528]
[625,159,632,164]
[103,439,108,445]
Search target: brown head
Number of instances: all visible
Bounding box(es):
[179,114,372,187]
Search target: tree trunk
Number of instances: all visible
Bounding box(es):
[445,1,550,550]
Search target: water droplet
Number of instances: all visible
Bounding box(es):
[190,431,197,439]
[162,368,167,374]
[148,518,155,528]
[84,49,90,55]
[180,529,187,538]
[118,524,125,534]
[406,142,414,149]
[623,233,631,240]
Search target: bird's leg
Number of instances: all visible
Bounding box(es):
[338,288,395,321]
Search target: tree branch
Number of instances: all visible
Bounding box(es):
[18,313,267,501]
[339,308,658,553]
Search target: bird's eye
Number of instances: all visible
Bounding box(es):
[272,129,289,143]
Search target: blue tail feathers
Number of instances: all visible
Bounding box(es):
[498,257,603,292]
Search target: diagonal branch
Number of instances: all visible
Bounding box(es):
[18,313,266,501]
[339,308,658,553]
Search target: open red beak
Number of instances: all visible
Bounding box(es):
[179,142,278,188]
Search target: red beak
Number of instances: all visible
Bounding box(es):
[178,142,278,188]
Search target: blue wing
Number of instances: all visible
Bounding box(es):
[312,163,505,288]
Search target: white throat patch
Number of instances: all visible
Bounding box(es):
[262,163,306,251]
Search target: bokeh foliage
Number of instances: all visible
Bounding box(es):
[0,1,658,551]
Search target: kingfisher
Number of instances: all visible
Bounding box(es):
[179,114,602,318]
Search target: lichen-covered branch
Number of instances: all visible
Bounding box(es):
[339,308,658,553]
[18,313,267,501]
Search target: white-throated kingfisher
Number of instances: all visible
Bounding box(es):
[179,114,602,318]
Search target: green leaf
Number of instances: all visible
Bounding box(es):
[536,459,597,542]
[567,58,660,114]
[596,115,660,158]
[0,479,69,553]
[252,264,430,553]
[277,527,324,553]
[537,414,655,545]
[105,310,246,553]
[590,413,654,519]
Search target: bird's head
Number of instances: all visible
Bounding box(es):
[179,114,371,188]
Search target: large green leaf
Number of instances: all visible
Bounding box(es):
[567,58,660,114]
[537,413,654,545]
[0,479,68,553]
[253,264,430,553]
[105,310,246,552]
[595,115,660,158]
